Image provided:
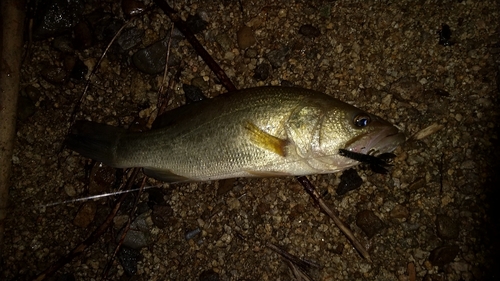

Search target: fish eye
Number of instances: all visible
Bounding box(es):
[354,114,371,127]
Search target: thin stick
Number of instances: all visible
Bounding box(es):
[32,168,140,281]
[296,176,371,261]
[0,0,26,253]
[67,19,132,132]
[152,0,237,92]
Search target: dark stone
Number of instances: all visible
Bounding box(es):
[186,14,208,34]
[117,28,144,50]
[32,0,84,40]
[436,215,460,240]
[183,84,206,104]
[299,24,321,38]
[147,187,166,208]
[265,47,290,69]
[17,95,36,122]
[118,246,142,276]
[438,24,454,46]
[356,210,385,238]
[122,0,147,17]
[151,204,174,229]
[69,58,88,80]
[199,269,220,281]
[132,39,180,74]
[428,245,460,267]
[40,65,68,84]
[73,21,93,49]
[253,63,271,81]
[337,168,363,196]
[53,36,74,53]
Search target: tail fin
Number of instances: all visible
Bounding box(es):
[65,121,127,167]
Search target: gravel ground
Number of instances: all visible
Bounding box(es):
[2,0,499,280]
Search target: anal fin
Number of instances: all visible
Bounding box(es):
[144,168,190,183]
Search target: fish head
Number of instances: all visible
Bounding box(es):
[339,111,405,156]
[307,103,405,171]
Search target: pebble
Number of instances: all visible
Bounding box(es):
[40,65,68,84]
[337,168,363,196]
[428,245,460,267]
[17,95,37,122]
[121,0,147,17]
[215,33,232,51]
[52,36,74,53]
[237,26,256,49]
[120,214,152,249]
[253,63,271,81]
[132,39,180,74]
[356,210,385,238]
[73,21,93,49]
[191,76,210,91]
[118,246,142,276]
[390,77,424,101]
[390,204,410,219]
[183,84,206,103]
[117,27,145,50]
[299,24,320,38]
[32,0,84,40]
[151,204,175,229]
[186,14,208,34]
[265,47,290,69]
[435,215,459,240]
[73,202,97,228]
[199,269,220,281]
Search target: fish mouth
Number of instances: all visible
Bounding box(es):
[345,125,405,156]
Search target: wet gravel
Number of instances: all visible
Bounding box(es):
[2,0,499,280]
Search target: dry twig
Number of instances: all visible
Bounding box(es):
[0,0,26,253]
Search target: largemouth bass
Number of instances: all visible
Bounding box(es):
[65,86,404,182]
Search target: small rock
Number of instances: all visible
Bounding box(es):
[117,27,144,50]
[183,84,206,104]
[68,57,88,80]
[73,21,92,49]
[245,48,258,58]
[428,245,460,267]
[73,201,97,228]
[390,77,423,101]
[53,36,74,53]
[356,210,385,238]
[237,25,256,49]
[265,47,290,69]
[438,24,454,46]
[118,246,142,276]
[17,95,37,122]
[199,269,220,281]
[191,76,210,91]
[132,39,180,74]
[436,215,459,239]
[227,197,241,210]
[299,24,320,38]
[122,0,147,17]
[215,33,232,51]
[337,169,363,196]
[41,65,68,84]
[151,204,174,229]
[32,0,84,40]
[120,213,151,249]
[390,204,409,219]
[253,63,271,81]
[186,14,208,34]
[185,228,201,240]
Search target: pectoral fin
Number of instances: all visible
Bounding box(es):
[244,122,287,157]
